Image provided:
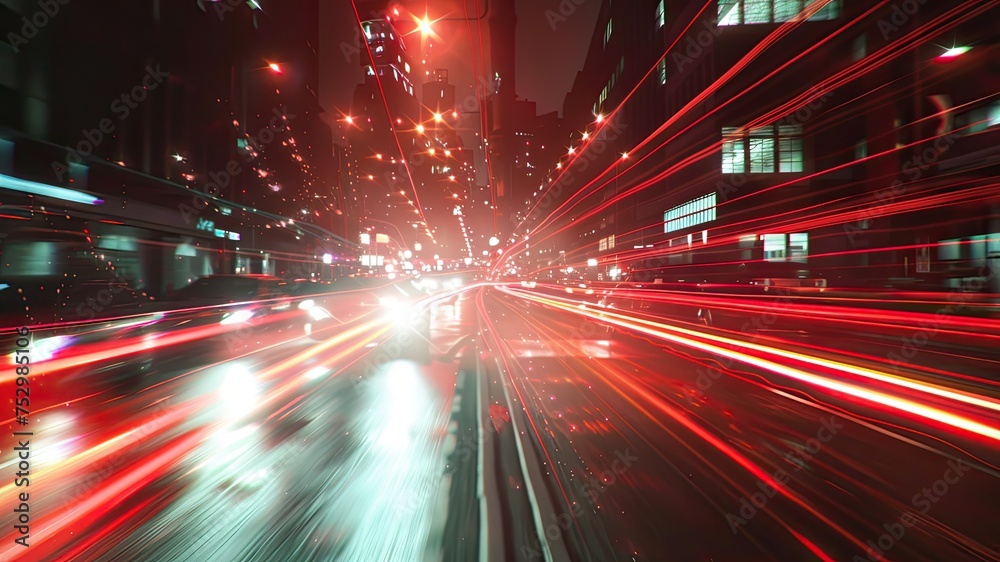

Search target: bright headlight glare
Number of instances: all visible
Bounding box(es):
[219,367,257,418]
[298,299,315,311]
[308,306,333,321]
[220,309,255,325]
[24,335,74,363]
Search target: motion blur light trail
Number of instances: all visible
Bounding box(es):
[501,0,995,278]
[486,294,864,560]
[502,287,1000,446]
[0,301,402,560]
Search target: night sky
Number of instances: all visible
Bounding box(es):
[515,0,601,116]
[319,0,601,123]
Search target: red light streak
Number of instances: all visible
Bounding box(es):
[503,287,1000,444]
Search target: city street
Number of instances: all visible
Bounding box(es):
[0,0,997,560]
[2,281,998,561]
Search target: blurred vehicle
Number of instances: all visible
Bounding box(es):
[0,227,160,327]
[358,280,416,309]
[155,274,304,370]
[734,261,825,288]
[165,274,292,305]
[598,259,822,329]
[0,276,158,328]
[287,279,335,297]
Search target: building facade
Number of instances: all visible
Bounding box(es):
[518,0,998,289]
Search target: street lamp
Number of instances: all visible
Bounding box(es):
[939,45,971,59]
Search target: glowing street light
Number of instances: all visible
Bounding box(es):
[433,112,444,123]
[416,124,426,134]
[268,62,283,73]
[938,45,971,59]
[417,17,433,36]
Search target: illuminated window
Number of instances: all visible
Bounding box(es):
[718,0,740,24]
[657,57,667,85]
[664,193,716,233]
[778,125,803,172]
[722,125,802,173]
[744,0,771,23]
[852,34,866,61]
[789,233,809,262]
[774,0,799,21]
[955,101,1000,135]
[655,1,666,28]
[721,127,744,174]
[763,233,786,260]
[854,138,867,160]
[805,0,839,20]
[718,0,839,25]
[749,128,775,172]
[603,18,613,48]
